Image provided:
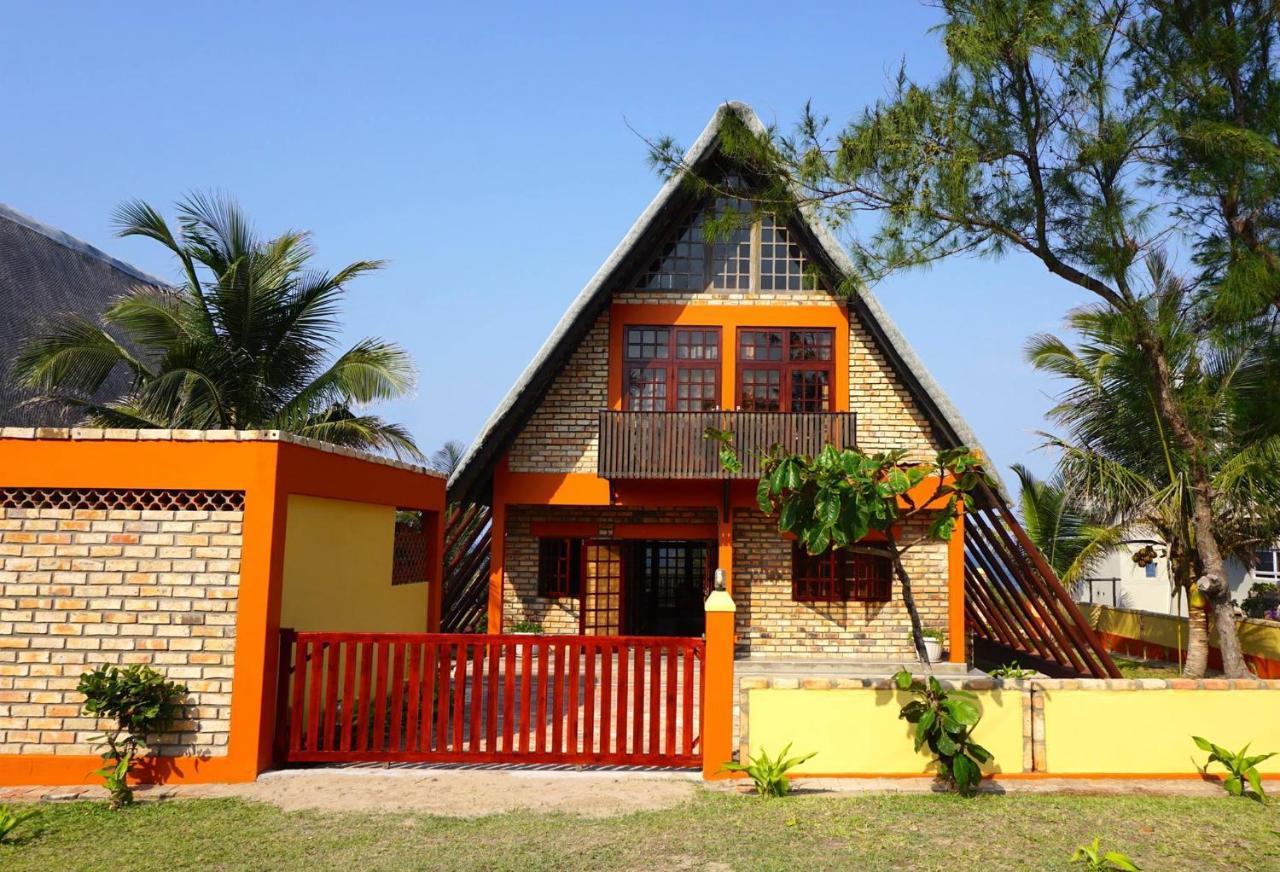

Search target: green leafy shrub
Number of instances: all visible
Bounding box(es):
[0,805,40,844]
[989,662,1035,679]
[1193,736,1275,802]
[1239,583,1279,619]
[78,664,188,809]
[510,620,544,634]
[893,669,992,794]
[922,628,944,642]
[1070,837,1140,870]
[721,744,816,797]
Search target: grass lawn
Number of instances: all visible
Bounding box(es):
[2,790,1277,871]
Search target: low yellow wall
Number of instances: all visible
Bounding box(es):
[280,494,428,632]
[746,687,1025,776]
[1042,688,1280,775]
[1087,604,1280,661]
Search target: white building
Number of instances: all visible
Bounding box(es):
[1078,535,1276,616]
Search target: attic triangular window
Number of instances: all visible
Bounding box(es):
[633,199,820,293]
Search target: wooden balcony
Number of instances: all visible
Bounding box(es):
[597,410,858,480]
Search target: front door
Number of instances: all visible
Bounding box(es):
[628,540,712,637]
[581,540,624,635]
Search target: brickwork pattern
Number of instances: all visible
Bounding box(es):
[0,504,242,756]
[503,505,719,633]
[732,510,948,658]
[848,319,938,461]
[509,312,609,475]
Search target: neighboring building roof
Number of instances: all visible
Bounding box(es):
[448,101,992,502]
[0,203,165,425]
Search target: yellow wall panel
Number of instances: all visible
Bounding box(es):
[1042,689,1280,775]
[747,688,1025,775]
[280,494,427,632]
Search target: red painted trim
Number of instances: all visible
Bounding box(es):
[530,522,599,538]
[611,523,717,540]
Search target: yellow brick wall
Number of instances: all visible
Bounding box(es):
[732,510,949,658]
[0,504,240,756]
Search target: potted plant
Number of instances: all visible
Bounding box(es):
[922,628,944,663]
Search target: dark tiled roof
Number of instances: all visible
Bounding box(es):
[0,204,162,425]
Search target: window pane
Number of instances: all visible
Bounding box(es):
[627,366,667,411]
[676,328,719,361]
[740,368,782,411]
[739,330,784,361]
[789,330,833,361]
[625,327,670,360]
[759,214,819,291]
[636,211,707,291]
[790,369,830,412]
[676,366,717,411]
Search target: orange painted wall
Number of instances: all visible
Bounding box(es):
[0,436,445,786]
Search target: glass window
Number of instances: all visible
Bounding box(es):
[759,214,819,292]
[791,545,892,602]
[625,326,720,411]
[738,328,835,412]
[538,538,581,598]
[1255,548,1279,578]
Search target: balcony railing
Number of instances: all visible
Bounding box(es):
[597,410,857,480]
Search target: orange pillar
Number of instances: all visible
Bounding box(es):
[702,588,736,780]
[426,508,445,632]
[717,513,734,596]
[486,501,506,634]
[947,502,966,663]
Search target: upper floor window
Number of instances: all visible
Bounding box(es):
[1255,548,1279,579]
[624,326,720,411]
[738,329,834,411]
[635,199,820,294]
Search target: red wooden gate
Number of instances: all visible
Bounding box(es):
[274,631,704,768]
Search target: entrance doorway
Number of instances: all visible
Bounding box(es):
[578,539,712,637]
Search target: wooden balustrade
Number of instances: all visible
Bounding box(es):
[597,410,857,479]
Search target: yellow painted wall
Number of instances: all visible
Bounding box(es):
[1042,689,1280,775]
[747,688,1025,775]
[280,494,428,632]
[1087,604,1280,660]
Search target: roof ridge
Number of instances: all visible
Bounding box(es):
[0,202,169,288]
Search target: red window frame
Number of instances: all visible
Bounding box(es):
[623,325,721,411]
[737,328,835,412]
[791,543,891,603]
[538,538,581,598]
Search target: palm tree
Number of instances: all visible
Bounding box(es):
[430,440,467,476]
[1012,464,1122,589]
[13,194,421,460]
[1026,261,1280,676]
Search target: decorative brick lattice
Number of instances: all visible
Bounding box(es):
[0,488,245,513]
[392,520,429,585]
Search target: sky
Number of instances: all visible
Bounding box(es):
[1,1,1097,483]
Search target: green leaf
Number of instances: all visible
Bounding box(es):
[944,698,980,726]
[757,477,773,514]
[1224,775,1243,796]
[951,753,979,793]
[1102,851,1141,871]
[894,669,914,691]
[1191,735,1214,753]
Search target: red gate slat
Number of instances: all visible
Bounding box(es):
[357,642,373,751]
[436,641,451,752]
[534,639,549,754]
[486,641,500,754]
[519,643,532,754]
[389,641,406,752]
[372,640,391,752]
[598,639,612,757]
[451,642,467,752]
[287,636,304,753]
[665,642,677,756]
[341,641,357,751]
[469,639,484,752]
[502,642,516,753]
[681,645,694,756]
[566,641,580,756]
[406,642,421,753]
[582,640,596,758]
[632,644,645,756]
[614,644,628,757]
[323,639,340,751]
[306,640,324,752]
[551,641,565,755]
[648,642,661,755]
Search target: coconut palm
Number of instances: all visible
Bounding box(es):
[430,440,467,476]
[12,194,421,460]
[1027,260,1280,676]
[1012,464,1122,589]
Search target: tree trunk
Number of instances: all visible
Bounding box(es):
[886,530,930,667]
[1135,327,1255,678]
[1184,590,1210,679]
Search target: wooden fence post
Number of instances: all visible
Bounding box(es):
[702,587,736,780]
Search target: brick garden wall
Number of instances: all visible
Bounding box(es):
[503,505,719,633]
[732,510,948,658]
[0,494,242,757]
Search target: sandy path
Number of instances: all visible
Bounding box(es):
[195,767,701,817]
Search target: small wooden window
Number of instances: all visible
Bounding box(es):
[625,326,720,411]
[393,510,429,586]
[791,544,892,602]
[738,329,834,412]
[538,538,581,598]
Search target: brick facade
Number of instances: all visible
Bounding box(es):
[731,511,948,658]
[0,501,241,756]
[502,505,719,633]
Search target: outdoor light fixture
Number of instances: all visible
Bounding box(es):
[713,568,726,591]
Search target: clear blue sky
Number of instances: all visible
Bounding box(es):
[2,1,1095,482]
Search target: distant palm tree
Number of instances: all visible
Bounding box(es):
[1027,261,1280,675]
[431,440,467,476]
[13,194,421,460]
[1012,464,1121,588]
